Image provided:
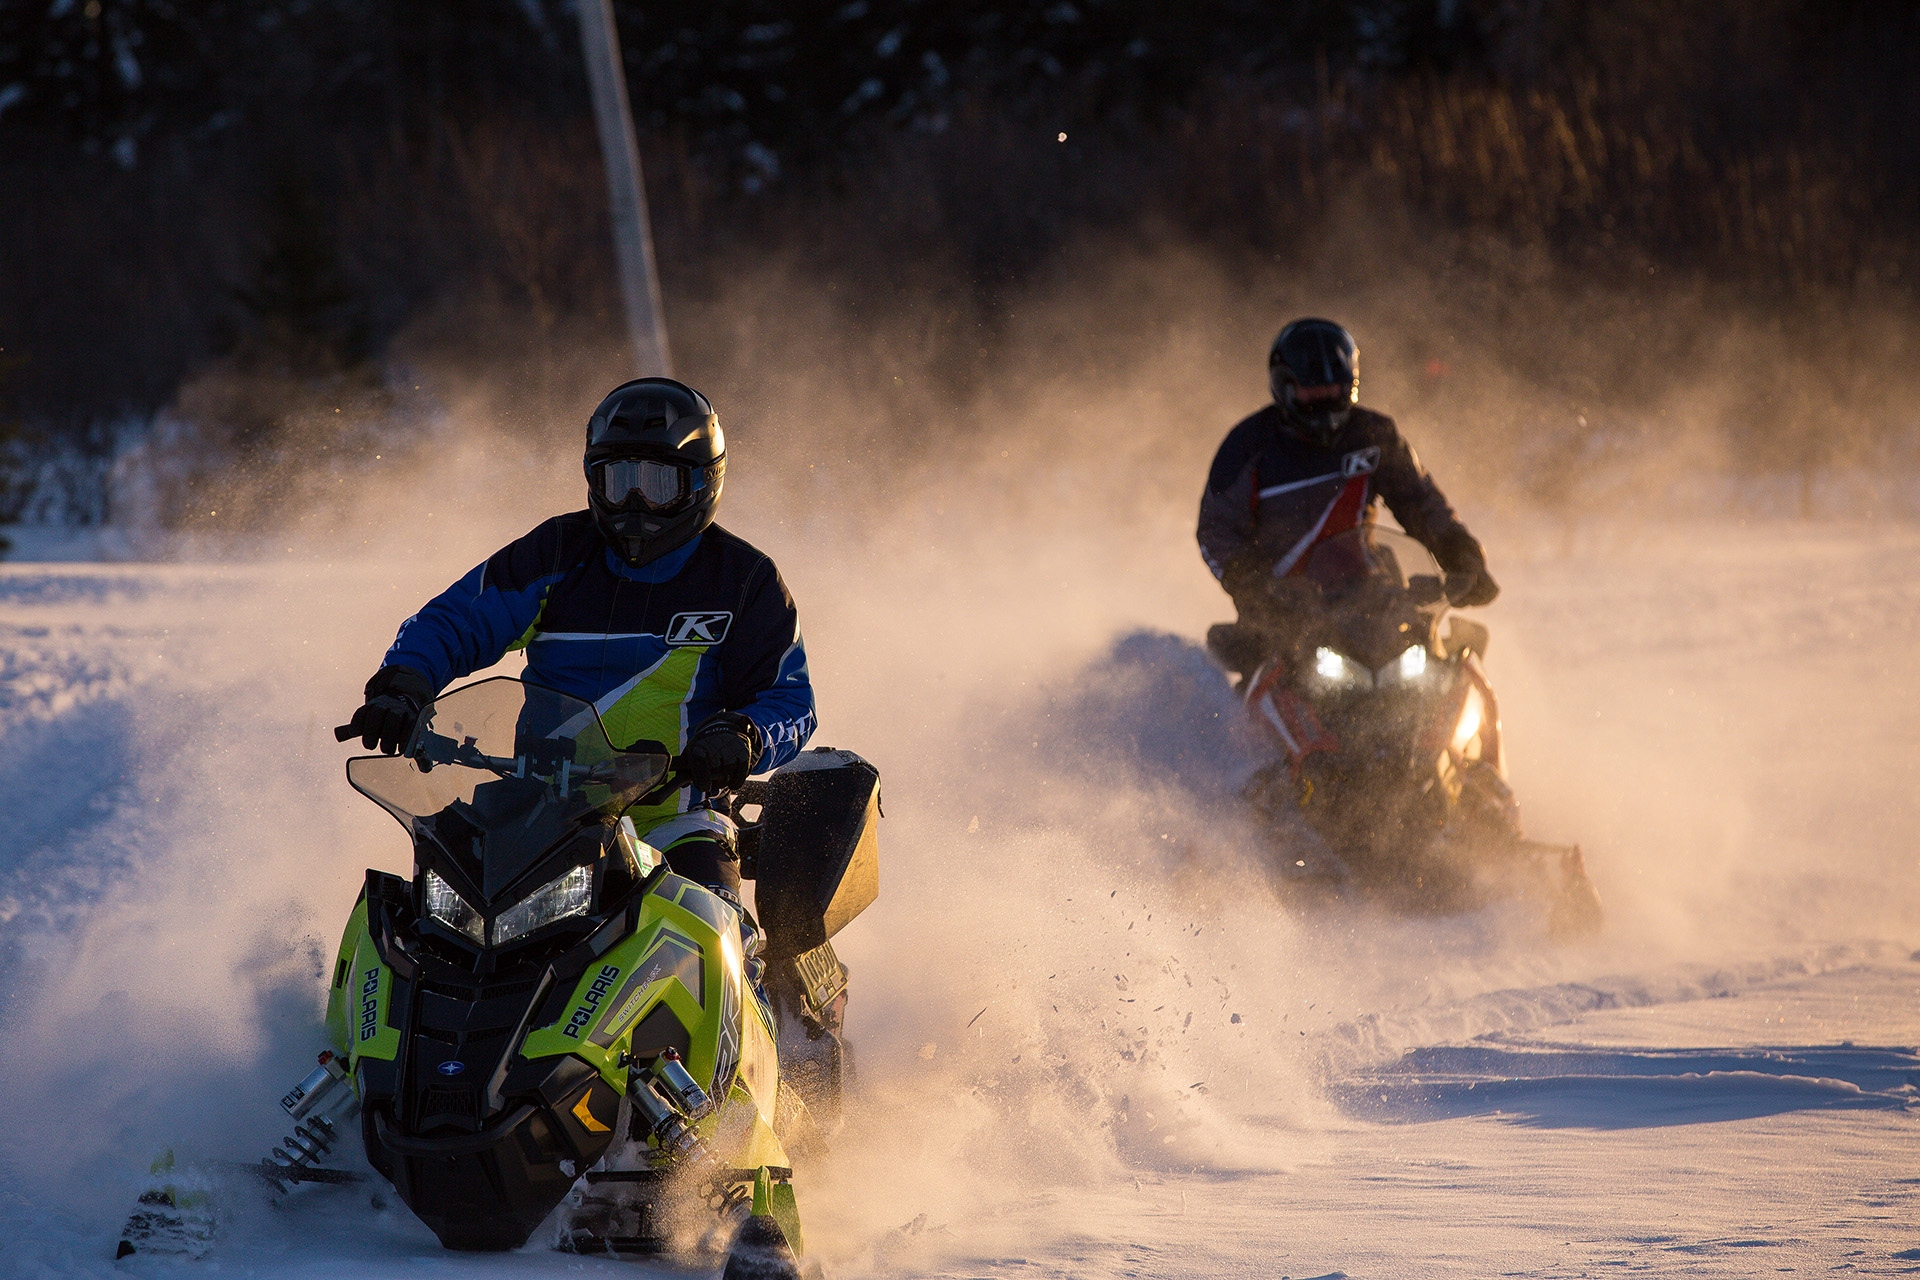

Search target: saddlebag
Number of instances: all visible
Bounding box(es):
[733,748,880,963]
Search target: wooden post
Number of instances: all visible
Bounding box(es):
[577,0,672,377]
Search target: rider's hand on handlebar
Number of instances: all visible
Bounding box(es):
[1431,524,1499,608]
[677,712,762,794]
[345,665,435,755]
[1444,567,1500,608]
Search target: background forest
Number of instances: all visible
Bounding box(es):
[2,0,1917,542]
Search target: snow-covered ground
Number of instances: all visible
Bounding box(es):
[0,499,1916,1278]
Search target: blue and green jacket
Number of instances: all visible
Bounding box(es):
[383,513,815,826]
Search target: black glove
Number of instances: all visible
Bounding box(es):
[1430,525,1500,608]
[347,665,435,755]
[678,711,763,794]
[1445,569,1499,608]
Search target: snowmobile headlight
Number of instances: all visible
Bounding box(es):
[493,864,593,946]
[1306,646,1370,694]
[1396,644,1426,681]
[1376,643,1436,689]
[424,870,485,946]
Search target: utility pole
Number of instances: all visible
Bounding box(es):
[577,0,672,377]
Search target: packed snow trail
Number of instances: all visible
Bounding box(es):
[1,514,1917,1277]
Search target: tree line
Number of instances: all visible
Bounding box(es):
[1,0,1915,522]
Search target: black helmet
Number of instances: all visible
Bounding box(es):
[583,377,726,567]
[1269,318,1359,446]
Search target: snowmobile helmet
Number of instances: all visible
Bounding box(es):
[1269,318,1359,447]
[583,377,726,567]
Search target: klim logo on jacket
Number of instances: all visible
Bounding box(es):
[666,611,733,645]
[1342,447,1382,478]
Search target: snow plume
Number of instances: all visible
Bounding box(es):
[687,247,1920,1260]
[2,234,1920,1273]
[0,566,399,1222]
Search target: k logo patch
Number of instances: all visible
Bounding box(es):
[666,611,733,645]
[1342,446,1382,478]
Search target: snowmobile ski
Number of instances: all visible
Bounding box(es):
[114,1151,218,1260]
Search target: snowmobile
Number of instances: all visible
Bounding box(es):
[1206,526,1599,932]
[119,676,879,1273]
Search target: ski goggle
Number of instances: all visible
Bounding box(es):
[1290,381,1354,406]
[592,457,723,514]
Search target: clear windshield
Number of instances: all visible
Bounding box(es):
[347,677,669,834]
[1297,525,1444,595]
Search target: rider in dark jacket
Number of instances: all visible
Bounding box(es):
[344,378,816,901]
[1198,318,1498,647]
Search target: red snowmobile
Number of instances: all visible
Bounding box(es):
[1207,527,1600,932]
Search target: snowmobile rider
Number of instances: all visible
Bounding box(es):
[1198,318,1498,652]
[343,377,816,914]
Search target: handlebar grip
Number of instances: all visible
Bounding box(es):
[334,723,359,743]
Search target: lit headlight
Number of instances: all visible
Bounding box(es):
[1306,646,1370,694]
[493,864,593,946]
[425,870,485,945]
[1396,644,1426,680]
[1376,643,1436,688]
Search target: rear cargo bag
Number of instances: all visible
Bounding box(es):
[735,748,879,961]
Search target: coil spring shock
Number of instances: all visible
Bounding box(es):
[702,1172,754,1218]
[262,1115,340,1189]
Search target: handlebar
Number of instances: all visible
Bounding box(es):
[335,720,693,796]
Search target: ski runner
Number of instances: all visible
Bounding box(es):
[344,376,815,945]
[1198,317,1499,667]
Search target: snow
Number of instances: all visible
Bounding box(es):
[0,496,1915,1277]
[0,525,139,562]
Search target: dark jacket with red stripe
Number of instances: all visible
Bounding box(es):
[1197,404,1468,604]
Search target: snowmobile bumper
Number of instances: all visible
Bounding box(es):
[364,1063,622,1251]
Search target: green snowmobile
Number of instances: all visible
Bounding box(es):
[122,676,879,1272]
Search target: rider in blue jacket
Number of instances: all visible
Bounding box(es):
[344,378,816,902]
